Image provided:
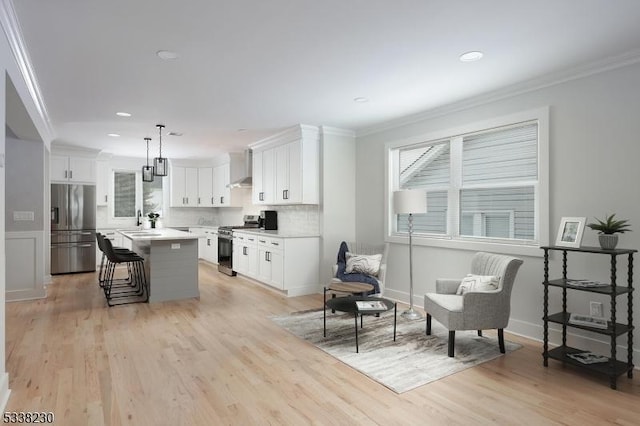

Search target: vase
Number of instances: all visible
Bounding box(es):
[151,222,156,229]
[598,234,618,250]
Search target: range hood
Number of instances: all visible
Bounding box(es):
[227,149,253,188]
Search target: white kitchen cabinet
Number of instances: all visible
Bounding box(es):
[257,236,284,289]
[212,163,231,206]
[249,124,319,205]
[254,234,318,296]
[233,232,257,277]
[203,229,218,263]
[96,160,109,206]
[252,148,275,205]
[170,165,198,207]
[51,155,96,183]
[197,167,214,207]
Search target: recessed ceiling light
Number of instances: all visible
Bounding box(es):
[353,97,370,103]
[157,50,180,60]
[459,51,484,62]
[237,129,247,132]
[116,112,131,117]
[107,133,120,137]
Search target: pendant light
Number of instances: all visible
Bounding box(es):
[153,124,168,176]
[142,137,154,182]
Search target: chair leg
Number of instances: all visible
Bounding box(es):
[426,313,432,335]
[498,328,505,353]
[448,331,455,357]
[477,330,483,337]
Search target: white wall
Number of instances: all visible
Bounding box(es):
[356,61,640,359]
[319,127,356,284]
[5,136,43,232]
[0,2,55,408]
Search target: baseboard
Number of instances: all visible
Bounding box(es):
[6,287,47,302]
[0,372,11,412]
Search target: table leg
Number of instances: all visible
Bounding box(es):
[393,303,397,341]
[360,313,363,328]
[323,287,327,337]
[354,313,359,353]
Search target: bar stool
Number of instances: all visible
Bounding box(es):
[96,233,135,289]
[101,236,149,306]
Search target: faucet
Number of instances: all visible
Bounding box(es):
[136,210,142,227]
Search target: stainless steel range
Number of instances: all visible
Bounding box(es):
[217,215,260,276]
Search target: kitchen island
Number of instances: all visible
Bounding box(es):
[119,228,199,303]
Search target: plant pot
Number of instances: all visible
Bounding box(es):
[598,234,618,250]
[151,222,156,229]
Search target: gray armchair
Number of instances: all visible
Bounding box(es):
[424,252,523,357]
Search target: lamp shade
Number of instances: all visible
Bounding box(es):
[393,189,427,214]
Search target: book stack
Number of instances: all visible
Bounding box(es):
[356,300,386,311]
[566,279,608,288]
[567,352,609,364]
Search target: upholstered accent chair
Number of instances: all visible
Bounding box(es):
[331,242,389,296]
[424,252,523,357]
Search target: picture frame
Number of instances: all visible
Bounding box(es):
[555,217,586,248]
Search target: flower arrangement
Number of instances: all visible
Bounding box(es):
[147,212,160,228]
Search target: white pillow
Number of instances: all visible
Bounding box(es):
[456,274,500,295]
[345,252,382,277]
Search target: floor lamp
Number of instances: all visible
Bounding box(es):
[393,189,427,320]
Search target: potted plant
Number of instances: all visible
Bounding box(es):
[586,214,631,250]
[147,212,160,229]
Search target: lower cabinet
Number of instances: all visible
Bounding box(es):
[203,229,218,264]
[233,232,257,276]
[243,233,319,296]
[190,227,218,263]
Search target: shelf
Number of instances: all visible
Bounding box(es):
[541,245,637,255]
[547,345,632,377]
[545,279,632,295]
[545,312,633,336]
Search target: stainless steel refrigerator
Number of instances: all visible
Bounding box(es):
[51,184,97,274]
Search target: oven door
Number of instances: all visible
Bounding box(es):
[217,234,236,276]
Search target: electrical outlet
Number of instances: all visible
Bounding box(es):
[590,301,604,318]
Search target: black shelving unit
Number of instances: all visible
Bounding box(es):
[542,245,636,389]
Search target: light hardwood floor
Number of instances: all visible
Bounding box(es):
[5,262,640,425]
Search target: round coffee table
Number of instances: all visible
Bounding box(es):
[324,296,397,353]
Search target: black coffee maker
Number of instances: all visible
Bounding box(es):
[259,210,278,230]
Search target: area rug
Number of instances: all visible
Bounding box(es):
[271,309,521,393]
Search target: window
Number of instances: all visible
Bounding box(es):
[113,171,164,219]
[387,108,549,254]
[114,172,136,218]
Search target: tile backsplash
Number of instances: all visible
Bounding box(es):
[266,205,320,234]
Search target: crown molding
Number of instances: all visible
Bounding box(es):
[320,126,355,138]
[0,0,54,143]
[357,48,640,137]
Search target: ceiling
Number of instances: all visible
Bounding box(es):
[10,0,640,159]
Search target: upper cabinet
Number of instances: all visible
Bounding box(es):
[250,125,319,205]
[212,153,244,207]
[96,160,109,206]
[51,155,96,184]
[169,155,244,208]
[170,165,199,207]
[197,167,214,207]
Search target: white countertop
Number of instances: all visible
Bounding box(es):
[118,228,199,241]
[232,229,320,238]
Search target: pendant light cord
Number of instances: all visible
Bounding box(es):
[157,124,164,158]
[145,137,151,166]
